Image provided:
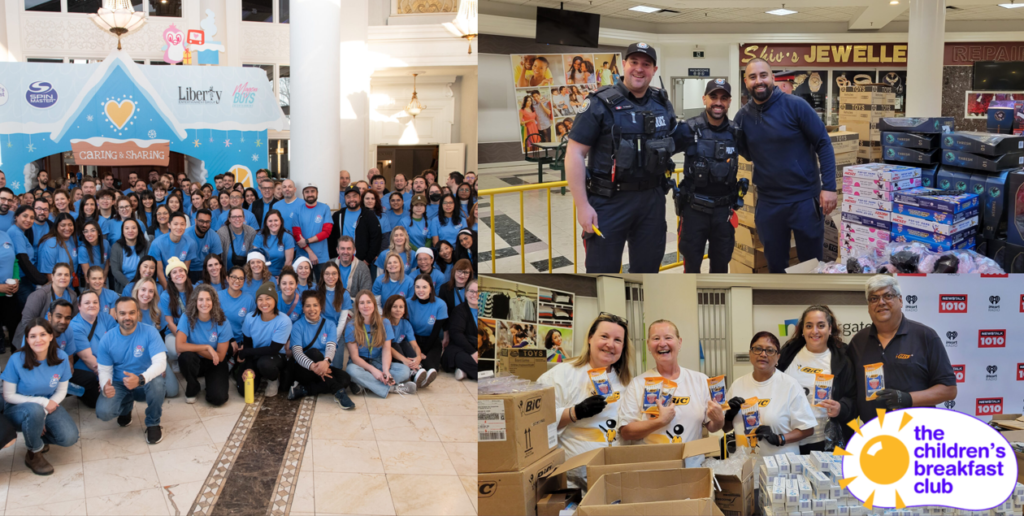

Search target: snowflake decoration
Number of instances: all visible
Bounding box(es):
[252,154,259,162]
[240,136,245,143]
[26,143,35,153]
[5,141,10,148]
[193,139,202,147]
[87,115,94,122]
[224,138,232,147]
[148,130,157,138]
[255,139,262,147]
[11,181,20,191]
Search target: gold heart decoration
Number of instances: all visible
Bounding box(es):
[105,100,136,130]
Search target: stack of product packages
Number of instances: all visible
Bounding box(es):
[838,84,895,164]
[757,450,1024,516]
[839,163,924,261]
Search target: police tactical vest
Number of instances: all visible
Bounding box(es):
[682,116,740,194]
[587,83,677,183]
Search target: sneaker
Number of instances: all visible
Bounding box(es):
[185,396,197,404]
[25,450,53,476]
[334,390,355,410]
[265,379,279,397]
[170,361,180,374]
[454,368,466,381]
[422,369,438,388]
[350,383,363,396]
[67,383,86,397]
[394,381,417,396]
[288,382,308,401]
[414,369,428,388]
[117,412,133,427]
[146,425,163,445]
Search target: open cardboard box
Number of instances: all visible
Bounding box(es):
[577,468,718,516]
[478,447,566,516]
[998,429,1024,484]
[541,437,720,491]
[714,457,755,516]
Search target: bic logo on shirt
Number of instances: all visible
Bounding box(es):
[835,408,1017,511]
[757,399,771,408]
[800,366,824,374]
[896,354,912,359]
[134,344,145,358]
[671,396,691,405]
[49,373,60,388]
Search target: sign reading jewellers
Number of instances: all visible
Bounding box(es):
[178,86,222,104]
[740,44,909,68]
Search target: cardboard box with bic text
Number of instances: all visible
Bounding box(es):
[478,447,566,516]
[578,468,717,516]
[497,348,548,381]
[479,387,558,474]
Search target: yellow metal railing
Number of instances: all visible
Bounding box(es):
[479,169,695,273]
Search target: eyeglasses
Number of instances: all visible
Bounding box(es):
[868,292,900,304]
[750,346,778,357]
[598,312,628,327]
[228,275,245,282]
[466,289,479,295]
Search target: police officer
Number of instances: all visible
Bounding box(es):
[675,79,746,273]
[566,42,677,273]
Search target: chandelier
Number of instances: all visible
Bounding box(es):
[406,73,426,118]
[442,0,477,55]
[89,0,147,50]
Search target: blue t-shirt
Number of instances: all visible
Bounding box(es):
[295,203,332,260]
[37,238,79,275]
[158,290,189,331]
[337,263,352,290]
[321,288,353,327]
[339,209,360,239]
[390,318,416,346]
[430,216,467,246]
[30,221,50,248]
[384,192,412,214]
[94,323,168,381]
[77,241,108,270]
[407,217,431,250]
[149,233,197,268]
[275,198,303,236]
[8,226,37,266]
[184,227,224,272]
[382,211,408,235]
[177,314,232,346]
[1,350,72,398]
[278,292,303,323]
[122,280,164,299]
[67,312,118,372]
[220,290,256,341]
[374,250,416,277]
[253,233,295,277]
[344,320,394,362]
[242,276,275,300]
[470,307,479,326]
[216,209,258,231]
[290,316,337,356]
[408,298,448,336]
[19,315,71,352]
[376,212,393,235]
[138,308,161,329]
[242,312,292,354]
[97,288,120,314]
[0,212,15,233]
[0,231,18,284]
[427,204,439,220]
[412,267,446,290]
[105,219,141,246]
[372,275,414,303]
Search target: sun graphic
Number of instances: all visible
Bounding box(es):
[833,408,915,510]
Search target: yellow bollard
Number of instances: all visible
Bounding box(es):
[243,369,255,404]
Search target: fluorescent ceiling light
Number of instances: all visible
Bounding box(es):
[629,5,662,13]
[999,2,1024,7]
[766,7,798,15]
[889,0,899,4]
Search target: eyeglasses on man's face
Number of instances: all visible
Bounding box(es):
[868,291,900,305]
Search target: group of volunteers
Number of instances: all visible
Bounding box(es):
[0,166,480,476]
[565,41,836,273]
[538,275,957,487]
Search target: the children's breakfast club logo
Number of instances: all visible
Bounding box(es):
[835,407,1017,511]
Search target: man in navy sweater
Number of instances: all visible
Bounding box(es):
[735,58,837,273]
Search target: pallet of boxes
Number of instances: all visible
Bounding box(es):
[838,84,895,165]
[731,156,798,273]
[758,450,1024,516]
[825,128,859,261]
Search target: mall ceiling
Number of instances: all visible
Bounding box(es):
[483,0,1024,29]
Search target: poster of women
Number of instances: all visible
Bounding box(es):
[516,88,554,151]
[563,54,598,85]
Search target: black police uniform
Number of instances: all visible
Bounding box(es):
[675,111,742,273]
[568,81,677,273]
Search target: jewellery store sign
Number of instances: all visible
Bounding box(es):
[741,44,909,67]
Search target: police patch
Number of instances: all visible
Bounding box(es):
[579,98,590,113]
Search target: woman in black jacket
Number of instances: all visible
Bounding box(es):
[437,259,474,316]
[443,278,478,381]
[777,305,856,452]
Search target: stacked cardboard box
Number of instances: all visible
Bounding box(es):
[839,85,894,163]
[839,163,922,261]
[891,187,980,251]
[880,116,955,189]
[731,156,798,273]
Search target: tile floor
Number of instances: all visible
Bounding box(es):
[477,164,710,274]
[0,367,479,516]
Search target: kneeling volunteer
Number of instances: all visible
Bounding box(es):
[777,305,856,453]
[94,297,169,445]
[619,320,724,466]
[1,318,80,475]
[234,282,292,398]
[286,290,355,409]
[723,332,817,458]
[537,313,632,486]
[67,292,117,408]
[175,285,232,406]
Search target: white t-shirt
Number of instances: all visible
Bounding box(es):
[536,362,625,461]
[725,370,818,458]
[783,346,832,444]
[619,367,712,468]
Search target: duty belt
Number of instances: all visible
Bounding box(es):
[689,193,735,215]
[587,176,662,198]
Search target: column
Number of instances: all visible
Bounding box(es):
[289,0,343,209]
[905,0,945,117]
[728,43,741,119]
[339,0,371,185]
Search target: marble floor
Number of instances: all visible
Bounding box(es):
[0,353,478,516]
[477,163,712,273]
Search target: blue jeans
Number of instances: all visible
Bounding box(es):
[345,357,411,398]
[4,402,79,453]
[95,375,166,427]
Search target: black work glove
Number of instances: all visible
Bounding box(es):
[573,394,608,420]
[723,396,745,422]
[875,389,913,410]
[755,425,784,447]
